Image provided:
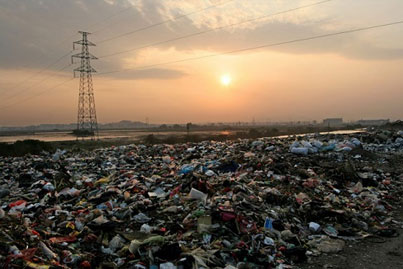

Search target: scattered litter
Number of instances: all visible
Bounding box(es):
[0,130,402,267]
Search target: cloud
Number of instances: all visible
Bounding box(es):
[0,0,138,69]
[103,0,403,61]
[100,67,187,80]
[1,0,403,78]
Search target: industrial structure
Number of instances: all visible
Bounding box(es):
[323,118,343,127]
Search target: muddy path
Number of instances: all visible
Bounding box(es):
[300,152,403,269]
[301,197,403,268]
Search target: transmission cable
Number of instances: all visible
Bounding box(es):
[96,0,237,44]
[98,0,333,59]
[98,20,403,76]
[0,77,75,111]
[1,63,72,103]
[1,1,143,93]
[91,4,141,34]
[2,50,73,93]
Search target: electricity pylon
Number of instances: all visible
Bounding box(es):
[72,31,99,139]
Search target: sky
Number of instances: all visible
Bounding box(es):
[0,0,403,126]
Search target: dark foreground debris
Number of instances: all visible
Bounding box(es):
[1,130,403,268]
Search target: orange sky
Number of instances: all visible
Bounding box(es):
[1,0,403,126]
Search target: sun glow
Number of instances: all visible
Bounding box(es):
[220,74,232,86]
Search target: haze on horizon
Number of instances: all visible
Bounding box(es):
[1,0,403,126]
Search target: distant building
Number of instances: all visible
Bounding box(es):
[323,118,343,127]
[357,119,389,126]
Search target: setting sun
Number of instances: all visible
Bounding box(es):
[220,74,232,86]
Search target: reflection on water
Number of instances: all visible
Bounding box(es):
[274,129,365,139]
[0,129,366,143]
[0,130,230,143]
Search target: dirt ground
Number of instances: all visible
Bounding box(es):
[301,205,403,269]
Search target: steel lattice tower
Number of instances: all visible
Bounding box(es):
[72,31,98,138]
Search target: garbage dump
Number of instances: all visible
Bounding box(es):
[1,130,403,268]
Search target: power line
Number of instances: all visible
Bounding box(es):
[96,0,237,44]
[1,63,72,104]
[0,0,233,99]
[98,0,333,59]
[1,2,142,93]
[98,20,403,76]
[1,50,73,93]
[90,5,138,34]
[1,1,233,95]
[0,77,75,111]
[1,35,76,95]
[1,35,78,88]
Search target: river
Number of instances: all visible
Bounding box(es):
[0,129,365,143]
[0,130,228,143]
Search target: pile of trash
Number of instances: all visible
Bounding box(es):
[0,130,403,268]
[289,137,362,155]
[361,130,403,153]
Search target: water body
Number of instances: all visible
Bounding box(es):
[275,129,365,139]
[0,130,227,143]
[0,129,365,143]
